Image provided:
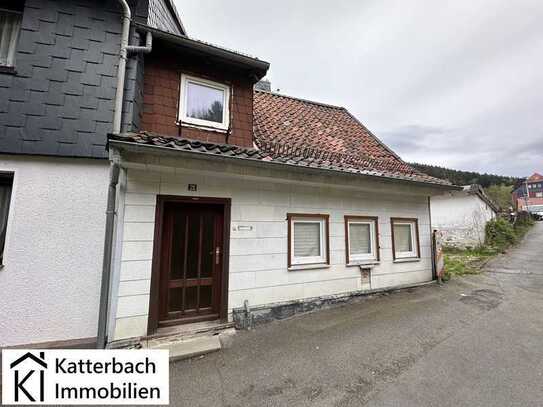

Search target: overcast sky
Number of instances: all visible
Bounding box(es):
[175,0,542,177]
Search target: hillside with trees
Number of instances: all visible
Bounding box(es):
[485,184,515,210]
[410,163,518,188]
[410,163,519,210]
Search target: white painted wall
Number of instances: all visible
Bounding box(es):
[0,156,108,347]
[431,191,496,247]
[111,155,435,341]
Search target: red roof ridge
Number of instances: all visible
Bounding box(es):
[252,88,451,186]
[254,88,345,111]
[254,88,405,163]
[528,172,543,181]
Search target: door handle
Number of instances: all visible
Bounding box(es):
[215,247,221,265]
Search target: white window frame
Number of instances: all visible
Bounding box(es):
[178,74,230,130]
[345,216,378,264]
[288,214,329,267]
[391,218,419,260]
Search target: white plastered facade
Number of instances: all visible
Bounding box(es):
[109,150,443,342]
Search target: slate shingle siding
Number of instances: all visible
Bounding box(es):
[0,0,147,159]
[147,0,182,35]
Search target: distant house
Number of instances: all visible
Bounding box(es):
[512,173,543,215]
[431,185,499,248]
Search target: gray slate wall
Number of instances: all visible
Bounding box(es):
[0,0,147,159]
[147,0,182,35]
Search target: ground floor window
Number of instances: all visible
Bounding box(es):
[287,213,329,267]
[345,216,379,264]
[0,172,14,264]
[391,218,420,260]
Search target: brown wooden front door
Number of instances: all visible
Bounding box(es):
[156,200,225,328]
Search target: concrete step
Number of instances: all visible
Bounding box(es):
[149,334,222,362]
[151,320,235,341]
[146,327,237,362]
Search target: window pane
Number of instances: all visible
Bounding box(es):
[0,175,13,264]
[200,214,215,278]
[0,11,21,67]
[169,213,187,280]
[186,214,200,279]
[293,222,321,258]
[186,81,224,123]
[349,223,371,255]
[394,224,413,252]
[200,285,212,309]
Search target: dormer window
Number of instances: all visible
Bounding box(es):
[179,74,230,130]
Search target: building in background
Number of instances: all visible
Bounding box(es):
[512,173,543,215]
[431,184,499,248]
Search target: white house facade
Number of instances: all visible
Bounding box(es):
[0,156,108,347]
[105,133,456,345]
[431,185,499,248]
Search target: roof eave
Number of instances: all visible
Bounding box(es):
[108,138,460,191]
[133,22,270,79]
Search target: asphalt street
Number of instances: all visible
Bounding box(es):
[170,222,543,406]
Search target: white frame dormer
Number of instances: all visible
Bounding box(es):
[178,74,230,131]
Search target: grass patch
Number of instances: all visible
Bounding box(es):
[443,216,535,281]
[443,246,497,280]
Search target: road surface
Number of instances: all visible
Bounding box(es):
[170,222,543,406]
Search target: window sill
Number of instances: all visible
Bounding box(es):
[288,263,330,271]
[346,261,380,267]
[178,121,228,134]
[0,66,16,75]
[393,257,421,263]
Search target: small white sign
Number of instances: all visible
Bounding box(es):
[2,349,169,405]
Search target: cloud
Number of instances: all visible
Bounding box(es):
[175,0,543,176]
[380,125,451,154]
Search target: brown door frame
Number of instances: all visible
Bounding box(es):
[147,195,231,335]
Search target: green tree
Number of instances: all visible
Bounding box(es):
[410,163,518,187]
[485,184,514,210]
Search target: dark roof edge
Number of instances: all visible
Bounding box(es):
[108,138,461,191]
[464,184,501,212]
[164,0,186,35]
[134,22,270,75]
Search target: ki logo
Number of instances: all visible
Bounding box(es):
[9,351,47,403]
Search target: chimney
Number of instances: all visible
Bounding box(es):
[254,79,271,92]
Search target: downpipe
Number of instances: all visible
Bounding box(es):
[97,0,153,348]
[97,154,120,349]
[112,1,153,135]
[112,0,131,135]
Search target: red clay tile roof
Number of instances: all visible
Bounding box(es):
[109,132,453,187]
[108,89,453,187]
[518,197,543,208]
[527,173,543,182]
[253,90,440,183]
